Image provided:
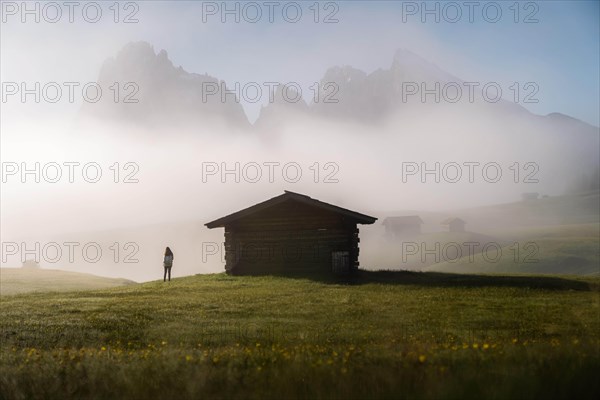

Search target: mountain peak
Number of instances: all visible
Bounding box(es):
[322,65,367,83]
[111,41,174,69]
[82,41,250,130]
[118,41,156,58]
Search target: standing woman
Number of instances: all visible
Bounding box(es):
[163,247,174,282]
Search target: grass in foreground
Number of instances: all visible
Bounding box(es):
[1,271,599,399]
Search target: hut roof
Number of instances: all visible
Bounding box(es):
[205,191,377,228]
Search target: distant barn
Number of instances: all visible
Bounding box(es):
[21,259,40,269]
[205,191,377,275]
[382,216,423,237]
[441,217,466,233]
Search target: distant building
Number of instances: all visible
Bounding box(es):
[441,217,466,233]
[205,191,377,275]
[21,259,40,269]
[382,216,423,237]
[521,192,539,201]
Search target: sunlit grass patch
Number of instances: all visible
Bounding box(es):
[1,273,599,399]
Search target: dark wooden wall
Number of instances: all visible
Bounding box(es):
[221,200,360,274]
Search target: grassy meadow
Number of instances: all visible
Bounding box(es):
[0,268,135,296]
[1,271,599,399]
[424,223,600,276]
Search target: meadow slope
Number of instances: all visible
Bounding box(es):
[423,223,600,276]
[0,268,135,296]
[1,272,599,399]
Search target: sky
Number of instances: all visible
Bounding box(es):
[1,0,599,126]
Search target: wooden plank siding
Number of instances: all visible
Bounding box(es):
[206,191,376,275]
[222,201,359,274]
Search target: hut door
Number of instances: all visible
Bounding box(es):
[331,251,350,274]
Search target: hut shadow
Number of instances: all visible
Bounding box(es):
[265,270,597,291]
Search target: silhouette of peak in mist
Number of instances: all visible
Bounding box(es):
[81,41,597,133]
[84,41,251,130]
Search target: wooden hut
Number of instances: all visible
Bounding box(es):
[441,217,466,233]
[205,191,377,275]
[21,259,40,269]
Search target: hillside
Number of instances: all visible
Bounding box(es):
[422,223,600,276]
[373,191,600,235]
[363,230,503,271]
[1,272,598,399]
[0,268,135,296]
[458,191,600,232]
[362,191,599,275]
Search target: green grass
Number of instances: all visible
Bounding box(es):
[424,223,600,276]
[491,222,600,242]
[0,268,135,296]
[1,272,599,399]
[392,231,503,270]
[460,191,600,226]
